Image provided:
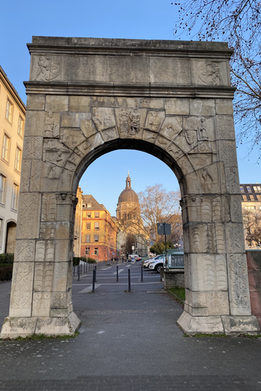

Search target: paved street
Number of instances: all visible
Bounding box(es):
[0,262,260,390]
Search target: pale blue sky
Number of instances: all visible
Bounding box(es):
[1,0,259,215]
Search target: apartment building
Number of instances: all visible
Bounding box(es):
[81,194,118,262]
[240,184,261,248]
[0,66,25,253]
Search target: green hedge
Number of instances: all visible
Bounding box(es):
[0,264,13,280]
[0,253,14,264]
[73,257,97,266]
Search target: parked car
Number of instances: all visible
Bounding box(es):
[148,256,165,273]
[143,255,163,268]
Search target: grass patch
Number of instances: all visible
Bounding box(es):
[14,331,79,341]
[168,286,185,305]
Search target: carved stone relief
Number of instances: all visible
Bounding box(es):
[118,109,141,135]
[92,108,115,131]
[44,112,60,138]
[35,56,60,81]
[145,111,165,132]
[228,254,251,314]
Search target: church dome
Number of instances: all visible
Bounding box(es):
[118,174,139,204]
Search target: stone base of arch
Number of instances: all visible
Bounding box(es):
[177,311,260,335]
[0,312,80,339]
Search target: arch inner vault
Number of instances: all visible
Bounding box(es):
[1,37,259,337]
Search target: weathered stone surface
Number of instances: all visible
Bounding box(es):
[216,115,235,140]
[177,312,224,335]
[190,99,215,116]
[25,111,45,136]
[45,95,69,112]
[69,96,91,112]
[9,262,34,317]
[165,98,189,115]
[227,253,252,316]
[16,193,41,239]
[216,99,234,115]
[221,315,260,335]
[27,94,46,111]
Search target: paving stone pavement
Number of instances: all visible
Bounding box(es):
[0,263,260,391]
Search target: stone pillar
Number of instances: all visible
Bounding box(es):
[177,190,259,334]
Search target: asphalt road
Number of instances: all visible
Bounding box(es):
[0,262,260,391]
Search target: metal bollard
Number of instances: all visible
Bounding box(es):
[94,265,97,282]
[141,265,143,283]
[116,265,119,282]
[92,269,96,292]
[128,269,131,292]
[77,264,80,281]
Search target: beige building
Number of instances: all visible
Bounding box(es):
[0,67,25,253]
[240,184,261,248]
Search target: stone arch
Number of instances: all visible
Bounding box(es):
[1,36,259,338]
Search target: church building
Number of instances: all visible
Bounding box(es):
[116,174,148,257]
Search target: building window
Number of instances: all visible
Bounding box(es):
[94,222,99,230]
[5,99,13,123]
[94,248,99,255]
[253,185,261,192]
[11,184,19,210]
[2,134,10,162]
[86,223,91,230]
[14,147,22,172]
[95,212,100,218]
[0,174,6,204]
[86,235,90,243]
[246,186,252,193]
[94,234,99,242]
[17,116,24,137]
[87,212,91,218]
[85,247,90,255]
[87,203,92,208]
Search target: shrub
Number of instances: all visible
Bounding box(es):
[73,257,81,266]
[0,264,13,280]
[87,257,96,264]
[0,253,14,264]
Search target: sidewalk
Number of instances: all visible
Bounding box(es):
[0,263,260,391]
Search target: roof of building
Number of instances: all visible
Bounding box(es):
[82,194,107,211]
[118,174,139,204]
[0,65,26,113]
[240,184,261,202]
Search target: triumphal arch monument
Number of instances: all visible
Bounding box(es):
[1,37,259,338]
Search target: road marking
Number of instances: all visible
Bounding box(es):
[101,267,112,270]
[113,268,124,275]
[79,284,101,293]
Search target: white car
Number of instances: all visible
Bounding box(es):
[148,256,165,273]
[143,255,163,268]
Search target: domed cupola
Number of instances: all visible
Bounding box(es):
[118,173,139,204]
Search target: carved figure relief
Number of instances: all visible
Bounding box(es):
[183,117,209,152]
[119,109,140,134]
[200,168,213,192]
[145,111,164,132]
[45,112,60,138]
[36,56,60,81]
[199,61,221,85]
[229,256,250,309]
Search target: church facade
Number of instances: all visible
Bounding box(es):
[116,174,148,257]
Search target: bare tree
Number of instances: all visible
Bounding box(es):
[172,0,261,153]
[138,184,180,242]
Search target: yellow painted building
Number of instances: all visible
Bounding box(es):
[0,66,25,253]
[81,194,118,261]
